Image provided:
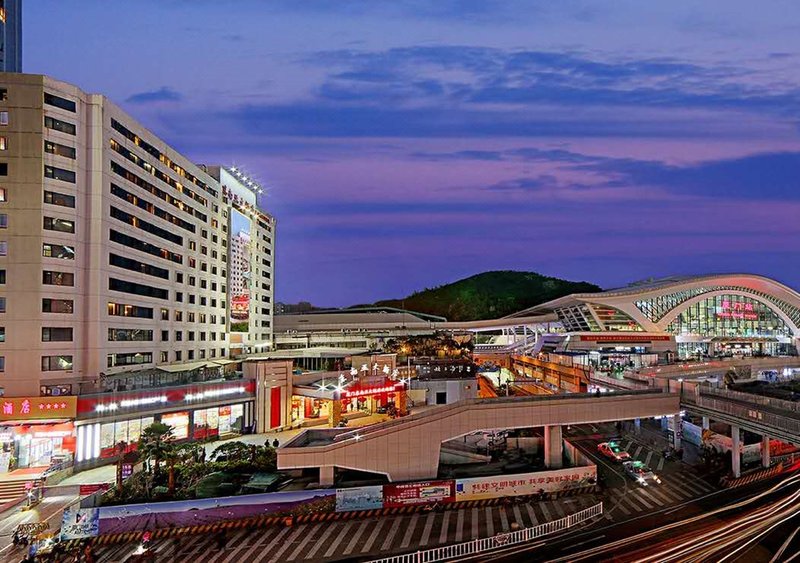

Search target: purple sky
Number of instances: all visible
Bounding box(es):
[26,1,800,306]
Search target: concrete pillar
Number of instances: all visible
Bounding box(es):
[672,414,682,450]
[320,466,335,486]
[544,425,563,469]
[762,435,771,468]
[731,425,741,478]
[702,417,710,430]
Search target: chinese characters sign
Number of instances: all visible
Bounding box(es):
[716,300,759,321]
[0,396,77,421]
[455,466,596,501]
[382,480,455,507]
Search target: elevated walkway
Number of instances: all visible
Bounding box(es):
[278,390,679,483]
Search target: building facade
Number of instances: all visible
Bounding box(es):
[0,1,21,73]
[0,73,275,472]
[514,274,800,360]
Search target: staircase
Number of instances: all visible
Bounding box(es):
[0,478,37,504]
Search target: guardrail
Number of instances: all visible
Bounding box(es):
[369,502,603,563]
[590,373,651,390]
[698,385,800,414]
[683,394,800,436]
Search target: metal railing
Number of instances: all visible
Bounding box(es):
[698,385,800,414]
[369,502,603,563]
[684,394,800,436]
[590,372,651,390]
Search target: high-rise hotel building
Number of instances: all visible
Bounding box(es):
[0,73,276,472]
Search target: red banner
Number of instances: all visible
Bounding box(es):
[579,335,672,342]
[79,483,111,496]
[382,480,455,508]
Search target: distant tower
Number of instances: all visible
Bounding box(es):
[0,0,21,72]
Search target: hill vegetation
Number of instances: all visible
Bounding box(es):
[373,270,601,321]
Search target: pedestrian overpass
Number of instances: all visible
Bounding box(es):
[278,390,680,485]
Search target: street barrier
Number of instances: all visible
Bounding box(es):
[369,502,603,563]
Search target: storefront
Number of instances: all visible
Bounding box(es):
[74,380,256,469]
[291,377,407,427]
[0,397,78,473]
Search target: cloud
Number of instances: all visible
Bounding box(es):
[126,87,183,104]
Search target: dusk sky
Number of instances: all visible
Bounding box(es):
[26,1,800,306]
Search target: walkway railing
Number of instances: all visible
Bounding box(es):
[369,502,603,563]
[698,385,800,414]
[683,394,800,436]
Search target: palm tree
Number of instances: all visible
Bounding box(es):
[138,422,174,477]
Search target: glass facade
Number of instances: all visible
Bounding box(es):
[589,305,643,331]
[666,294,791,339]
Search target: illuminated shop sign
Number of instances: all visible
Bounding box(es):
[184,387,246,401]
[716,301,758,321]
[342,384,403,398]
[95,396,168,412]
[0,397,77,420]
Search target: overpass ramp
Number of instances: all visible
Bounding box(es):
[278,390,680,484]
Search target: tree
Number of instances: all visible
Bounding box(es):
[138,422,174,477]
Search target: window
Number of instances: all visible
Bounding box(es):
[189,241,196,251]
[44,92,77,112]
[42,298,73,313]
[161,308,169,321]
[41,355,73,371]
[188,294,195,305]
[44,116,75,135]
[45,165,76,183]
[0,164,6,176]
[174,311,182,322]
[107,302,153,318]
[109,278,168,300]
[44,191,75,208]
[43,271,75,286]
[187,312,195,323]
[0,297,5,312]
[0,358,4,373]
[0,241,7,256]
[175,291,183,302]
[109,230,182,264]
[188,331,195,341]
[110,206,182,246]
[108,328,153,342]
[175,272,183,283]
[42,243,75,260]
[107,352,152,368]
[199,350,205,359]
[0,327,4,342]
[42,327,73,342]
[175,351,182,361]
[188,350,195,360]
[161,330,168,341]
[0,89,7,101]
[43,217,75,234]
[109,253,169,280]
[0,215,6,228]
[160,351,168,363]
[175,331,182,341]
[0,137,7,150]
[44,141,76,160]
[0,112,7,126]
[0,188,6,202]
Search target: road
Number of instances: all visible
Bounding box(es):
[482,470,800,563]
[0,493,78,560]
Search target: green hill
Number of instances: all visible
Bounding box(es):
[373,271,601,321]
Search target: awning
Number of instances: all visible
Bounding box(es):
[157,361,210,373]
[208,359,240,367]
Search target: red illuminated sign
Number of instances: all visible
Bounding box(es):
[717,301,758,321]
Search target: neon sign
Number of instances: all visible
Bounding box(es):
[342,383,403,398]
[0,397,77,420]
[717,301,758,321]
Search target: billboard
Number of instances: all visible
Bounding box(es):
[455,466,596,501]
[335,485,383,512]
[60,508,100,540]
[229,208,251,333]
[383,480,455,508]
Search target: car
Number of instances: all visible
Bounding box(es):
[623,460,661,486]
[597,441,631,462]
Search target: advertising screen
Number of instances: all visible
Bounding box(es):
[382,480,455,507]
[229,208,251,332]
